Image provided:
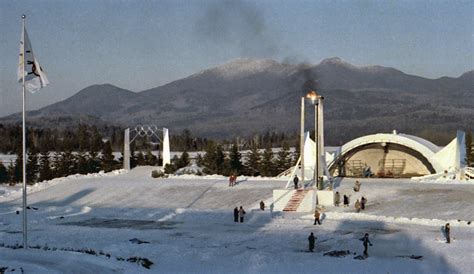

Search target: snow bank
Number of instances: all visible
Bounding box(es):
[0,169,127,202]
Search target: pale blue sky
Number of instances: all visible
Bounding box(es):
[0,0,472,116]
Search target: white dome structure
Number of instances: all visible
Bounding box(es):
[327,131,466,178]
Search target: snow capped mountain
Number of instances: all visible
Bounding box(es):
[0,58,472,141]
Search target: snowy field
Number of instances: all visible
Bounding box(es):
[0,167,473,273]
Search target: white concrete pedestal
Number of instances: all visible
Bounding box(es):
[317,190,334,206]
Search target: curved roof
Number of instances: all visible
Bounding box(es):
[330,132,443,173]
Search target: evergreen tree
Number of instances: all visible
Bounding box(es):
[275,142,292,175]
[228,143,243,175]
[0,161,8,183]
[77,124,91,151]
[76,151,89,175]
[202,142,217,174]
[245,144,261,176]
[38,151,53,181]
[136,151,146,166]
[178,151,190,168]
[51,152,63,178]
[87,151,101,173]
[466,132,474,166]
[10,153,23,183]
[259,146,275,177]
[145,149,157,166]
[59,150,77,176]
[90,126,103,153]
[215,145,228,175]
[26,147,39,184]
[101,141,117,172]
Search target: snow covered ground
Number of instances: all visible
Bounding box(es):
[0,167,473,273]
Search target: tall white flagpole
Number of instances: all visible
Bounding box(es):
[21,14,28,249]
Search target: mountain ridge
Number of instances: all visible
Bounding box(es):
[1,57,472,143]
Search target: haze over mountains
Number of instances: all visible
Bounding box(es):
[1,57,472,144]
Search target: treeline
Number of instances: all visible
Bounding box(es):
[466,132,474,167]
[0,124,299,154]
[0,140,121,185]
[164,142,297,177]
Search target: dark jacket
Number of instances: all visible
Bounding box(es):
[308,234,316,244]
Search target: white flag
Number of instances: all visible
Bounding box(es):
[18,27,49,93]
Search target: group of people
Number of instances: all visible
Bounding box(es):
[354,197,367,212]
[233,206,246,223]
[228,175,238,187]
[333,181,368,213]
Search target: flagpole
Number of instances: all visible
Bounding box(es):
[21,14,28,249]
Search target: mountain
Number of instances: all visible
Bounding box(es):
[1,58,473,144]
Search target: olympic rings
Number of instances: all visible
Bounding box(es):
[134,124,159,137]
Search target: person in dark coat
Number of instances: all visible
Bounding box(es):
[308,232,316,252]
[361,233,373,256]
[445,223,451,243]
[361,196,367,210]
[260,200,265,211]
[293,175,299,189]
[343,195,349,207]
[239,206,246,223]
[233,207,239,222]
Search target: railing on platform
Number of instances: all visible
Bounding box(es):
[466,167,474,180]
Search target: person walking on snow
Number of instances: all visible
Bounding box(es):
[239,206,246,223]
[355,199,361,213]
[361,196,367,210]
[353,180,361,192]
[334,191,341,207]
[293,175,299,189]
[308,232,316,252]
[361,233,373,256]
[343,195,349,207]
[260,200,265,211]
[313,210,321,225]
[444,223,451,243]
[233,207,239,222]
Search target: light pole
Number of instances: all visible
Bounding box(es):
[300,97,305,188]
[306,91,323,190]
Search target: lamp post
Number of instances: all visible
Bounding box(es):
[300,97,305,188]
[306,91,323,189]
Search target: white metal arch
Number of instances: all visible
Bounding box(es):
[328,132,443,173]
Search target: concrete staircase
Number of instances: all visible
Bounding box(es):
[283,189,309,212]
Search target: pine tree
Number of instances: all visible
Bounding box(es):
[145,149,157,166]
[466,132,474,166]
[245,144,261,176]
[136,151,146,166]
[259,146,275,177]
[0,161,8,183]
[178,151,190,168]
[38,151,53,181]
[275,142,292,175]
[77,124,91,151]
[229,143,243,175]
[87,151,101,173]
[101,141,117,172]
[215,145,228,175]
[76,151,89,174]
[10,153,23,183]
[59,150,77,176]
[51,152,63,178]
[26,147,39,184]
[202,142,217,174]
